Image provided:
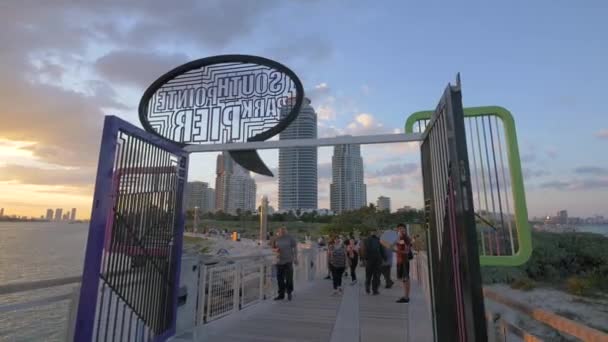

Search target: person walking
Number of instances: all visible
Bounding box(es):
[346,238,359,285]
[380,238,394,289]
[395,223,412,303]
[324,239,335,280]
[360,231,385,295]
[329,238,347,295]
[272,227,298,301]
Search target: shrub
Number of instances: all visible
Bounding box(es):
[510,277,536,291]
[565,276,593,296]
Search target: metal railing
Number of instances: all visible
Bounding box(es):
[195,246,327,326]
[0,245,328,341]
[0,276,81,341]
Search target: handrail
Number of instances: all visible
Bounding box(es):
[0,275,81,296]
[484,288,608,341]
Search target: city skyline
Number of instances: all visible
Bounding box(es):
[0,2,607,219]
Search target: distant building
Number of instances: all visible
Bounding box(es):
[55,208,63,222]
[278,97,318,211]
[46,209,54,220]
[330,141,367,213]
[397,205,413,213]
[0,208,4,217]
[186,181,209,212]
[70,208,77,221]
[205,188,215,213]
[215,151,257,214]
[377,196,391,212]
[558,210,568,224]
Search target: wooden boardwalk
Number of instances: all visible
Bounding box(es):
[198,267,428,342]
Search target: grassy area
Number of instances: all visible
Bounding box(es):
[182,235,213,254]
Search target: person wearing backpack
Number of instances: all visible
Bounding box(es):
[360,230,386,295]
[329,238,347,295]
[395,223,413,303]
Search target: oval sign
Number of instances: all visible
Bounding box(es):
[138,55,304,145]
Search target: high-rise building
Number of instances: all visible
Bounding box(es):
[377,196,391,212]
[205,187,215,213]
[46,209,54,220]
[330,141,367,213]
[186,182,216,213]
[278,97,318,211]
[70,208,77,221]
[55,208,63,222]
[215,151,256,214]
[0,208,4,217]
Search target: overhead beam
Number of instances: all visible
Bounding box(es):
[183,133,424,153]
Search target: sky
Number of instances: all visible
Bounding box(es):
[0,0,607,219]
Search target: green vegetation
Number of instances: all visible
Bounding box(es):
[482,231,608,295]
[184,205,425,242]
[509,277,536,291]
[182,235,213,254]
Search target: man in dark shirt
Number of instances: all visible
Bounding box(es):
[272,227,298,301]
[360,230,385,295]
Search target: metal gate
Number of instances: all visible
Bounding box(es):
[73,116,188,342]
[421,76,487,341]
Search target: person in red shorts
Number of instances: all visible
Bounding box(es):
[395,223,412,303]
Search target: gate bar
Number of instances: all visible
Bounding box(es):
[184,133,424,153]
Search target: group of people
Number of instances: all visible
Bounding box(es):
[324,223,413,303]
[269,224,413,304]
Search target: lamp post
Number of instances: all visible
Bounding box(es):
[194,206,199,234]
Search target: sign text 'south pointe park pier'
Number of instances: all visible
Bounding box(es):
[139,55,303,145]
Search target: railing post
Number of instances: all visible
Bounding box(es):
[233,263,241,312]
[197,264,207,325]
[205,268,213,322]
[258,263,264,302]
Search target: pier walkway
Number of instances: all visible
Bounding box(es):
[172,266,432,342]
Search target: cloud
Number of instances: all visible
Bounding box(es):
[95,50,189,89]
[574,166,608,175]
[523,168,550,179]
[365,163,421,190]
[369,163,418,177]
[307,83,337,121]
[540,178,608,191]
[266,34,333,64]
[545,147,558,159]
[595,129,608,139]
[0,164,95,187]
[344,113,389,135]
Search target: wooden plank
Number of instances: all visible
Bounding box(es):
[205,280,341,342]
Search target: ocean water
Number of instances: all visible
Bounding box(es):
[0,222,88,342]
[576,224,608,236]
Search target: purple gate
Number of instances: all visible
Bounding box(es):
[74,116,188,342]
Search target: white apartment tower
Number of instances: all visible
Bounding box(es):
[278,97,318,211]
[330,142,367,213]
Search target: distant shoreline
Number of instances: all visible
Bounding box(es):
[0,218,89,223]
